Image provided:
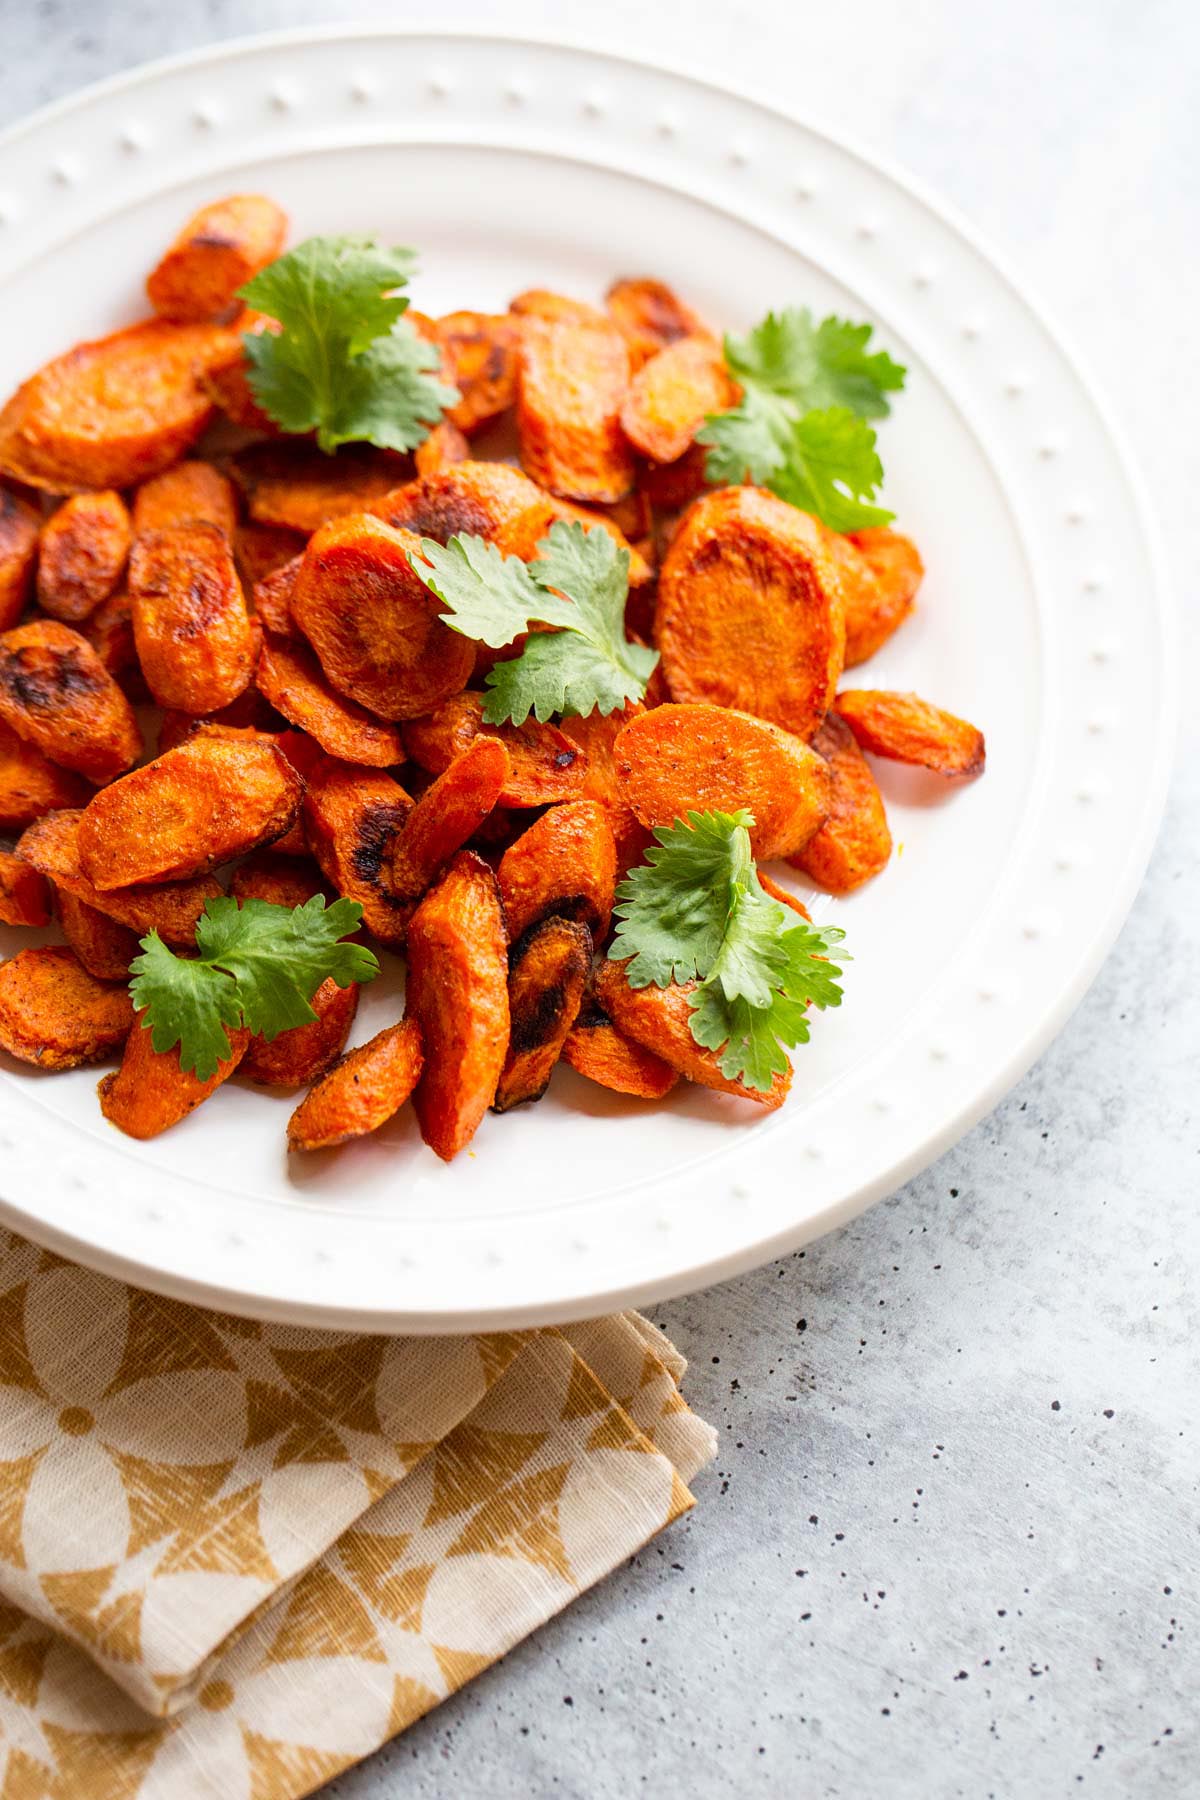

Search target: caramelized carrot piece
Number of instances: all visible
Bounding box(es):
[0,852,50,927]
[83,591,137,682]
[156,687,279,754]
[615,703,831,860]
[77,737,303,888]
[0,621,140,783]
[510,290,608,327]
[403,693,588,808]
[406,852,510,1160]
[128,521,256,713]
[256,633,404,767]
[301,761,413,947]
[606,278,706,369]
[232,442,411,533]
[99,1015,250,1138]
[235,521,306,592]
[250,552,301,637]
[619,335,738,463]
[0,946,134,1070]
[286,1017,424,1151]
[0,319,235,492]
[595,960,790,1108]
[146,195,287,321]
[517,318,635,503]
[0,486,40,631]
[17,810,222,946]
[790,713,892,893]
[497,800,617,943]
[391,737,511,902]
[55,889,139,980]
[434,311,521,434]
[656,486,845,741]
[561,1005,680,1099]
[0,719,89,828]
[493,916,591,1112]
[560,701,654,875]
[638,443,709,513]
[133,461,239,538]
[36,491,131,623]
[229,852,325,909]
[414,419,471,477]
[371,462,557,561]
[241,976,360,1089]
[291,514,474,720]
[836,689,986,777]
[822,525,923,667]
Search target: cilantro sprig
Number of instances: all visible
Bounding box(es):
[129,896,379,1081]
[698,307,905,531]
[410,519,659,726]
[238,236,459,454]
[610,810,847,1091]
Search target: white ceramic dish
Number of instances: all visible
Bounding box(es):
[0,30,1175,1331]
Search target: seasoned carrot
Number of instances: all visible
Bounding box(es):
[517,318,635,503]
[822,526,923,667]
[656,486,845,741]
[606,277,705,369]
[250,552,301,637]
[0,486,40,631]
[232,442,411,533]
[756,870,811,920]
[403,693,588,808]
[0,852,50,927]
[229,852,325,909]
[790,712,892,893]
[595,960,791,1108]
[291,514,474,720]
[128,521,256,713]
[77,737,303,888]
[836,689,986,777]
[434,311,521,434]
[0,946,133,1070]
[156,686,278,754]
[302,761,413,947]
[493,916,591,1112]
[406,852,510,1160]
[0,318,235,492]
[638,442,709,513]
[0,620,140,783]
[133,461,239,539]
[99,1014,250,1138]
[619,335,738,464]
[36,491,131,623]
[561,1004,680,1099]
[0,720,89,828]
[83,591,137,683]
[241,975,360,1089]
[414,419,471,477]
[146,195,288,321]
[262,728,324,856]
[371,463,557,561]
[55,890,139,980]
[560,701,654,876]
[286,1017,424,1151]
[256,633,404,767]
[497,801,617,943]
[235,521,306,592]
[510,290,608,327]
[614,703,831,860]
[17,811,222,946]
[391,737,511,902]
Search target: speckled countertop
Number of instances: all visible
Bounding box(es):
[3,2,1195,1794]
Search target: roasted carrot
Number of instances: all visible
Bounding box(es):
[99,1014,250,1138]
[510,290,608,327]
[241,976,360,1089]
[434,311,521,434]
[638,443,710,513]
[822,525,923,667]
[17,810,222,946]
[561,1004,680,1099]
[595,960,791,1108]
[35,491,131,623]
[606,278,705,369]
[560,701,654,875]
[286,1017,425,1151]
[83,592,137,683]
[301,761,413,947]
[229,851,325,909]
[0,720,89,829]
[0,620,140,783]
[76,737,303,888]
[619,335,738,464]
[156,687,279,754]
[756,870,811,920]
[414,419,472,477]
[614,703,831,860]
[128,522,257,713]
[493,916,591,1112]
[391,737,511,902]
[55,889,139,980]
[256,633,404,767]
[201,313,280,434]
[517,318,635,503]
[250,553,301,637]
[371,462,558,561]
[403,693,588,808]
[656,486,845,741]
[0,852,50,927]
[232,442,411,533]
[235,520,306,592]
[497,800,617,943]
[0,945,133,1070]
[133,460,239,539]
[836,689,986,777]
[790,712,892,893]
[0,486,40,631]
[146,195,288,321]
[291,514,474,720]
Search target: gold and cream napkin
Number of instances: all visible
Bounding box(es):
[0,1228,715,1797]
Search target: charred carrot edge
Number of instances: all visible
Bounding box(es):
[493,916,592,1112]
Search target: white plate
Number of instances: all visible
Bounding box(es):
[0,30,1175,1331]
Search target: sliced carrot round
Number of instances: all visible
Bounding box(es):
[836,689,986,777]
[256,633,404,767]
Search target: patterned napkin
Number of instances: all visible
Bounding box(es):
[0,1228,715,1798]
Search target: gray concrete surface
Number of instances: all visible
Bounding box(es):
[2,2,1195,1794]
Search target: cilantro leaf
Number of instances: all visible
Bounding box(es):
[723,308,906,419]
[238,236,458,454]
[409,519,658,726]
[129,896,379,1081]
[767,408,894,532]
[609,810,847,1091]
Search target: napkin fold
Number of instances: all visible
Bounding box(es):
[0,1227,715,1799]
